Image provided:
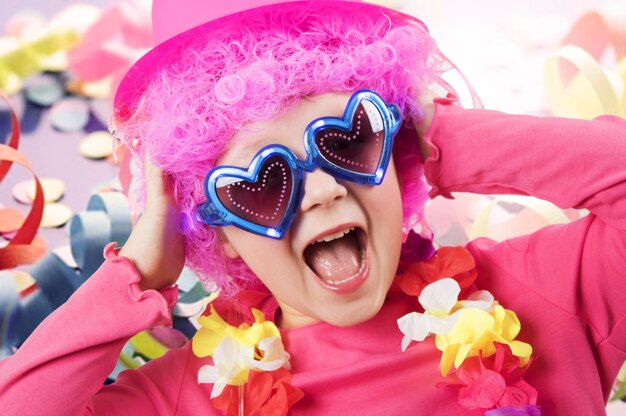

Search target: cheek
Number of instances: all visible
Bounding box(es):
[222,227,295,279]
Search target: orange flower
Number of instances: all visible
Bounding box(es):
[396,247,478,297]
[212,368,304,416]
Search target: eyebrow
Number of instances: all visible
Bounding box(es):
[227,131,273,166]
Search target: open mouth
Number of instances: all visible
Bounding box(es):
[303,227,369,293]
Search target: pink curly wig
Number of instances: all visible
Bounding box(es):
[112,1,453,295]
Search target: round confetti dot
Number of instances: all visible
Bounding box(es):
[66,77,112,99]
[41,52,69,73]
[26,178,66,203]
[40,203,73,228]
[80,131,114,159]
[25,74,64,106]
[50,98,90,132]
[1,72,22,96]
[12,180,33,204]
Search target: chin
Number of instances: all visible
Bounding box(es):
[321,290,388,327]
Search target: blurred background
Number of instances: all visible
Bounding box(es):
[1,0,625,413]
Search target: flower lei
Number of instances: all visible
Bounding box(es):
[191,231,540,415]
[191,300,303,415]
[395,233,540,415]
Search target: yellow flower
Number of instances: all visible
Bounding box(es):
[192,305,281,358]
[435,305,532,376]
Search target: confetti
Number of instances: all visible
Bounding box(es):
[24,74,64,106]
[65,77,112,99]
[40,203,73,228]
[28,178,65,203]
[79,130,113,159]
[0,72,22,96]
[50,98,89,132]
[11,180,33,204]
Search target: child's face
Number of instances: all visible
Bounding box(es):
[218,93,404,328]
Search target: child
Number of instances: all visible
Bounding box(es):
[1,0,626,415]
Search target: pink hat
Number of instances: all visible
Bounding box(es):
[113,0,418,122]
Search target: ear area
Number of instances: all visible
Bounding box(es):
[222,240,240,259]
[218,229,240,259]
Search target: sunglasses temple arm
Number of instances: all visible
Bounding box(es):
[196,202,228,225]
[387,104,402,135]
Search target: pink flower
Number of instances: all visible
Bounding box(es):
[439,343,537,413]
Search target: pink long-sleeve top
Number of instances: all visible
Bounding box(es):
[1,98,625,415]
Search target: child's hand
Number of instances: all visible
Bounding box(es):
[413,89,438,161]
[119,155,185,291]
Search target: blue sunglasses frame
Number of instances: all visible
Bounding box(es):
[197,89,402,239]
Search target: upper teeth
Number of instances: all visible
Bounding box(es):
[314,227,355,243]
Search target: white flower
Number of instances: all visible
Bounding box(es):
[459,290,496,312]
[397,279,499,351]
[397,278,461,351]
[198,335,254,398]
[248,336,291,372]
[197,335,292,399]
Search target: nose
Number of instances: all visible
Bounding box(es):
[300,168,348,212]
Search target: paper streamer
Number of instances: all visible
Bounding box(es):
[30,253,83,306]
[86,192,132,246]
[129,330,169,361]
[0,92,46,270]
[544,45,626,119]
[2,192,132,348]
[15,289,55,344]
[70,192,132,278]
[0,274,21,357]
[0,29,79,94]
[67,1,152,96]
[469,195,572,241]
[8,253,84,346]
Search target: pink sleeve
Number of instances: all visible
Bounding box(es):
[423,96,626,350]
[0,243,183,416]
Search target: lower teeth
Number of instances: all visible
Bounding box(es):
[321,249,366,286]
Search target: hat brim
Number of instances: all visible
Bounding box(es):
[112,0,427,123]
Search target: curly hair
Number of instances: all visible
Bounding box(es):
[112,1,452,295]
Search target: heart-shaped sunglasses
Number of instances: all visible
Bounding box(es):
[196,89,402,239]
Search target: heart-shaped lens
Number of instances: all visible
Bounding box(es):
[314,101,384,175]
[215,155,293,228]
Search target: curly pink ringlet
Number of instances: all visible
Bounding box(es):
[111,0,459,295]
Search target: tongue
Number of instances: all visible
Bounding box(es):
[304,232,361,281]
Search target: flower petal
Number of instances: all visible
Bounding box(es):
[507,340,533,361]
[429,314,459,335]
[210,378,228,399]
[198,364,219,384]
[440,343,461,376]
[458,369,506,410]
[249,337,291,372]
[419,278,461,313]
[460,290,495,311]
[398,312,431,350]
